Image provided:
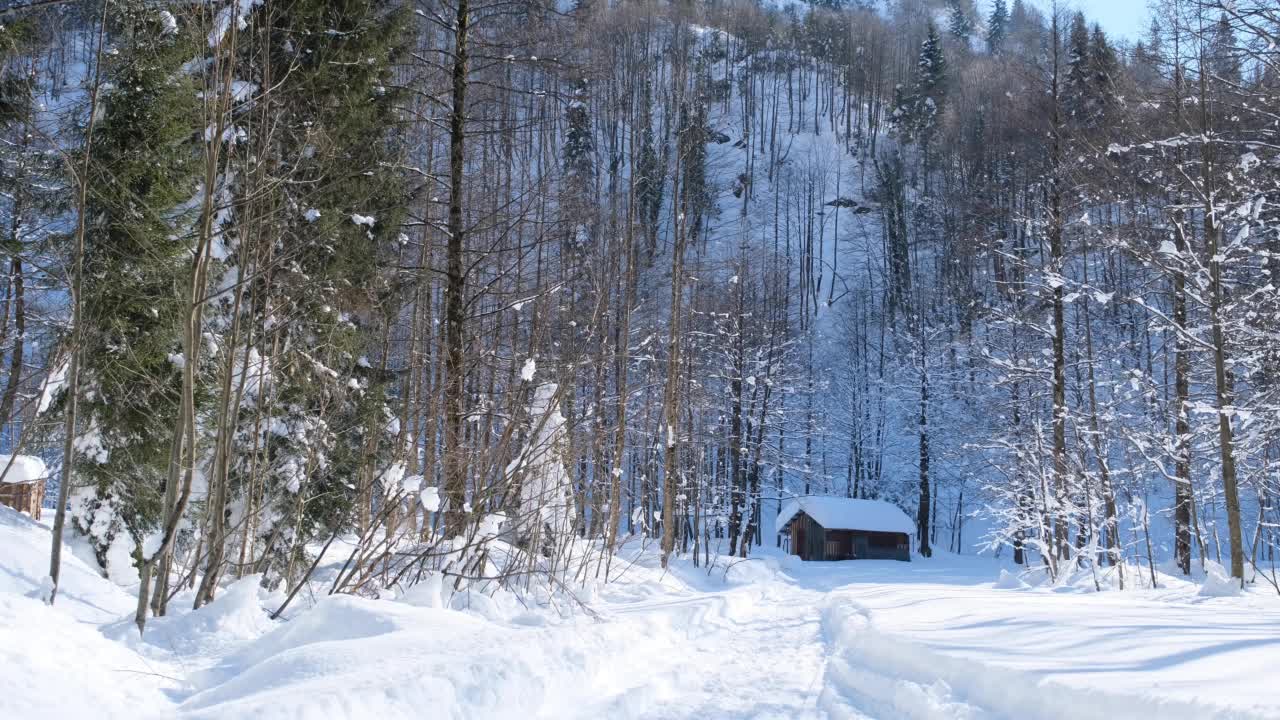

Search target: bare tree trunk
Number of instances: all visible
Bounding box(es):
[1172,213,1194,575]
[1205,216,1244,580]
[1197,45,1244,581]
[659,121,688,569]
[1049,10,1069,562]
[137,20,237,630]
[442,0,471,538]
[49,2,108,606]
[916,330,931,557]
[606,184,637,560]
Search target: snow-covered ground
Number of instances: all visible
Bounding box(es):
[2,505,1277,720]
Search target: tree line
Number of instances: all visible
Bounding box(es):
[0,0,1276,624]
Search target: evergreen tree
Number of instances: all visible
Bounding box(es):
[236,0,410,587]
[1209,14,1241,84]
[948,1,973,41]
[896,22,948,143]
[0,19,62,434]
[563,78,595,194]
[69,3,203,571]
[635,86,664,257]
[1063,12,1091,122]
[677,93,711,245]
[987,0,1008,54]
[1087,24,1118,123]
[562,76,595,255]
[1009,0,1030,31]
[0,22,35,124]
[1130,19,1164,89]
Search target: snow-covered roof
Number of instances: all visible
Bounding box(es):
[777,496,915,535]
[0,455,46,485]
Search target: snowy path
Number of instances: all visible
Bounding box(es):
[494,556,1279,720]
[5,508,1280,720]
[582,582,832,719]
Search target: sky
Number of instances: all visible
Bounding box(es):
[1030,0,1151,41]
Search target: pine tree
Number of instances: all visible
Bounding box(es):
[1008,0,1032,45]
[0,22,35,123]
[635,98,663,257]
[918,22,948,109]
[677,92,711,245]
[987,0,1008,54]
[892,23,948,146]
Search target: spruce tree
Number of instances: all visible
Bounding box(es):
[914,22,948,141]
[987,0,1008,54]
[563,78,595,194]
[947,1,972,41]
[1063,12,1091,122]
[69,3,203,572]
[562,76,595,256]
[0,21,35,123]
[1087,25,1118,124]
[892,23,948,145]
[239,0,410,586]
[635,81,663,257]
[1209,14,1241,84]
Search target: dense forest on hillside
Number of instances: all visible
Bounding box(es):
[1,0,1278,627]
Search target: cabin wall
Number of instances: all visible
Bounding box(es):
[0,480,44,520]
[803,515,825,560]
[858,531,910,561]
[788,513,827,560]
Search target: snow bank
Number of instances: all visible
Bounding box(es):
[0,593,178,718]
[107,575,282,657]
[993,568,1029,589]
[0,505,128,619]
[4,508,1278,720]
[819,595,1267,720]
[0,507,178,718]
[1196,561,1243,597]
[812,554,1280,718]
[180,593,675,720]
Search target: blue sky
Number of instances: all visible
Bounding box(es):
[1030,0,1151,41]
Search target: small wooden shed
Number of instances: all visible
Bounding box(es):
[0,455,48,520]
[778,497,913,561]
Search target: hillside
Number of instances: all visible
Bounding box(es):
[0,0,1278,716]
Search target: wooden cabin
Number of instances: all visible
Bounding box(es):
[0,455,48,520]
[778,497,913,561]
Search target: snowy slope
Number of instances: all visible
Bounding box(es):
[3,508,1279,719]
[0,507,178,718]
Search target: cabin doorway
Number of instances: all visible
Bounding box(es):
[854,535,869,559]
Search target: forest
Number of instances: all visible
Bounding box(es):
[0,0,1278,638]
